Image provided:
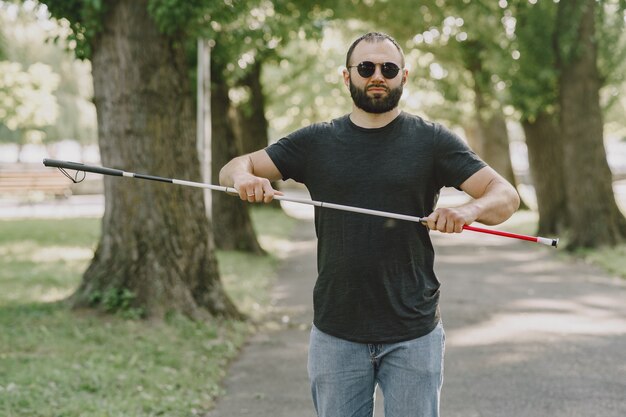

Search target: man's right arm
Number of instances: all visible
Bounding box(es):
[219,149,283,203]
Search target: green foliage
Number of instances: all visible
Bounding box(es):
[209,0,332,84]
[554,0,589,66]
[42,0,334,103]
[43,0,107,59]
[509,0,625,121]
[0,3,96,145]
[596,1,626,87]
[0,61,60,145]
[263,24,355,136]
[507,0,559,120]
[147,0,207,37]
[88,287,146,319]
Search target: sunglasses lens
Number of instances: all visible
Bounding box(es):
[357,62,376,78]
[381,63,400,78]
[355,62,400,79]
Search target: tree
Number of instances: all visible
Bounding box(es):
[210,52,265,253]
[43,0,244,319]
[207,0,331,248]
[510,0,626,247]
[555,0,626,247]
[0,61,59,159]
[457,37,517,188]
[509,1,568,236]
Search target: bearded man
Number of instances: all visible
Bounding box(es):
[220,32,520,417]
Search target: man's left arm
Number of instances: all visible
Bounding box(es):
[426,166,521,233]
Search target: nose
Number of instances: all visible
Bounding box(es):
[371,64,385,80]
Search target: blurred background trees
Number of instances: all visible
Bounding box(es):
[0,2,95,159]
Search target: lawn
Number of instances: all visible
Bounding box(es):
[0,207,297,417]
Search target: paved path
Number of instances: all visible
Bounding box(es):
[208,216,626,417]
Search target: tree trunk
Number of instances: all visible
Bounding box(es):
[556,0,626,248]
[479,110,516,187]
[74,0,242,320]
[210,55,265,254]
[235,61,270,154]
[471,79,527,208]
[231,60,281,208]
[522,112,567,235]
[463,122,483,158]
[462,41,522,200]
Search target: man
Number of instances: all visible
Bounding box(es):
[220,32,520,417]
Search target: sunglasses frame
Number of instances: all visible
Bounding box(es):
[348,61,402,79]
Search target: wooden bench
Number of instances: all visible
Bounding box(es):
[0,168,73,199]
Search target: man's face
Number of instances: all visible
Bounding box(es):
[344,40,407,114]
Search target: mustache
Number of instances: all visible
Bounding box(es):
[367,84,389,91]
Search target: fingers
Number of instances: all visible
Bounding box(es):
[426,208,467,234]
[234,175,279,204]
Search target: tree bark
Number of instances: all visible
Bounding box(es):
[478,110,516,187]
[231,60,281,208]
[556,0,626,248]
[235,61,270,155]
[522,112,567,235]
[462,41,522,197]
[210,54,265,254]
[73,0,242,320]
[471,79,528,209]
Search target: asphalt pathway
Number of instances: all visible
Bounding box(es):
[207,216,626,417]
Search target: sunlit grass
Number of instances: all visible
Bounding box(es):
[0,206,297,416]
[575,244,626,280]
[0,304,248,417]
[502,210,626,280]
[0,218,98,306]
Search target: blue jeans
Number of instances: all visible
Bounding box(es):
[307,322,445,417]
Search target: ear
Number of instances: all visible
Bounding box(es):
[342,68,351,87]
[401,69,409,85]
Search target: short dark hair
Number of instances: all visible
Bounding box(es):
[346,32,405,68]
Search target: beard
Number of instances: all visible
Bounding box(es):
[349,80,403,114]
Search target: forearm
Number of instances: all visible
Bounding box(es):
[427,173,520,233]
[219,155,253,187]
[219,151,283,203]
[463,179,520,225]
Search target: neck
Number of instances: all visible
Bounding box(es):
[349,106,401,129]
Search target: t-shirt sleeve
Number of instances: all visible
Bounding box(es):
[265,125,313,183]
[433,123,487,189]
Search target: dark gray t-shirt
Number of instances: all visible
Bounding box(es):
[266,112,486,343]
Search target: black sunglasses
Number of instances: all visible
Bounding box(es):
[348,61,401,79]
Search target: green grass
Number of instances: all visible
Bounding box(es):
[573,244,626,280]
[0,207,297,417]
[503,210,626,279]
